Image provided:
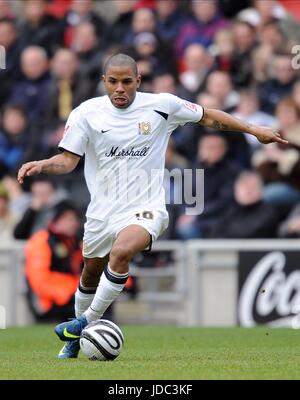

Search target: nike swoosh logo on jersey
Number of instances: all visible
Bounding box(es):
[101,129,112,133]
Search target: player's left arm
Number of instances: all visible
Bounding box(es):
[199,107,288,145]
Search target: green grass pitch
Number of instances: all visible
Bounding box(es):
[0,325,300,380]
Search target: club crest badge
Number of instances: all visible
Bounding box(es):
[139,121,151,135]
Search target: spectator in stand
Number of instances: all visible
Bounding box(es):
[14,177,67,240]
[258,21,286,53]
[205,70,240,112]
[257,52,298,115]
[0,105,41,178]
[25,200,82,322]
[1,174,31,219]
[233,90,277,154]
[61,0,107,48]
[135,58,155,93]
[41,124,66,163]
[210,27,234,73]
[129,0,155,6]
[0,19,22,108]
[251,41,273,84]
[0,105,26,178]
[134,30,177,79]
[70,21,104,85]
[151,71,175,93]
[175,133,241,239]
[124,7,177,75]
[155,0,187,43]
[38,120,88,212]
[1,0,298,247]
[237,0,288,30]
[230,20,256,88]
[209,171,281,238]
[218,0,251,19]
[175,0,229,60]
[162,138,188,239]
[8,46,51,123]
[278,203,300,238]
[196,92,222,110]
[123,7,156,45]
[173,92,221,159]
[151,71,190,99]
[45,47,95,130]
[0,182,18,242]
[201,80,251,168]
[106,0,136,46]
[0,0,15,20]
[45,0,72,19]
[275,97,300,146]
[292,79,300,115]
[252,97,300,205]
[18,0,62,56]
[251,22,286,85]
[151,71,194,155]
[179,43,213,95]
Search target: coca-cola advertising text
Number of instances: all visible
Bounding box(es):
[238,251,300,328]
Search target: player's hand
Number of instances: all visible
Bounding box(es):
[251,126,288,145]
[17,161,43,184]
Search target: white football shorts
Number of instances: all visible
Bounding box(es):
[82,208,169,258]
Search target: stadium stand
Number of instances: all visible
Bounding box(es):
[1,0,300,325]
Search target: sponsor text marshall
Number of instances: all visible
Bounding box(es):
[105,146,149,158]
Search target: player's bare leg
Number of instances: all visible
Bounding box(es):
[110,224,151,273]
[83,225,151,321]
[57,256,109,358]
[55,225,150,342]
[75,256,110,317]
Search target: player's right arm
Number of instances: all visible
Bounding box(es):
[17,151,80,184]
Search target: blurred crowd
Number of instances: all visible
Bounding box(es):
[1,0,300,247]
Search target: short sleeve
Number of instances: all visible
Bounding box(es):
[166,94,204,131]
[58,107,88,157]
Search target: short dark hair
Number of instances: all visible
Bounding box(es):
[198,131,228,151]
[52,200,79,222]
[0,18,16,26]
[235,170,263,187]
[103,53,138,76]
[273,51,292,59]
[233,19,256,32]
[3,104,27,119]
[30,176,57,189]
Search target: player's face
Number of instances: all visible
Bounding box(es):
[103,66,141,109]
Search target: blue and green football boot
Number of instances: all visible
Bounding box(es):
[57,340,80,359]
[55,315,88,341]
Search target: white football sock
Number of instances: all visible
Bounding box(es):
[84,265,128,323]
[75,280,97,318]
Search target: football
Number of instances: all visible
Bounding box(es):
[79,319,124,361]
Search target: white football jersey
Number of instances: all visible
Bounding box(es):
[58,92,203,220]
